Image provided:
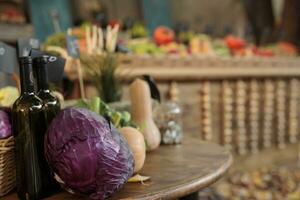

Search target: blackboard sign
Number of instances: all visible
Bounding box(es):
[66,35,80,58]
[0,42,17,75]
[17,38,40,57]
[29,49,43,59]
[29,49,66,83]
[47,55,66,82]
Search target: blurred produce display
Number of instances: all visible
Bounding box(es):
[0,86,19,107]
[0,8,25,24]
[43,22,299,58]
[0,2,25,24]
[215,167,300,200]
[44,32,67,49]
[129,22,148,39]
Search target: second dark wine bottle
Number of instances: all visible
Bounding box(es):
[33,56,61,195]
[33,56,61,125]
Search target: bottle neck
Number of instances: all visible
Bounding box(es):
[20,62,35,95]
[36,63,49,91]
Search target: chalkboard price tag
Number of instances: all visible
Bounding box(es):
[29,49,43,59]
[29,49,66,83]
[18,38,40,57]
[0,42,17,75]
[66,35,80,58]
[47,55,66,83]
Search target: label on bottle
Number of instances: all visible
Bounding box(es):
[0,42,17,75]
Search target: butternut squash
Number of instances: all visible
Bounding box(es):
[119,127,146,173]
[129,79,161,151]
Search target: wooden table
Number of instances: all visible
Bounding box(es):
[4,136,232,200]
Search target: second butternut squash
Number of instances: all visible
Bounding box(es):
[129,79,161,151]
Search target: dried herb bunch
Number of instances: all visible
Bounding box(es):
[81,53,121,103]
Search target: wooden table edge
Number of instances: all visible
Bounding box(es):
[3,140,233,200]
[121,153,233,200]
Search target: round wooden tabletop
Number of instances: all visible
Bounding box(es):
[3,136,233,200]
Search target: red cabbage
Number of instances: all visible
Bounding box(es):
[0,110,12,139]
[45,108,134,199]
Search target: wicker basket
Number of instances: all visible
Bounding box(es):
[0,136,15,197]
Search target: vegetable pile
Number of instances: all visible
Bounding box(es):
[75,97,134,128]
[0,86,19,107]
[75,97,147,174]
[45,107,134,200]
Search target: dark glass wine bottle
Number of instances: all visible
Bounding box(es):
[12,57,49,200]
[33,56,61,125]
[33,56,61,194]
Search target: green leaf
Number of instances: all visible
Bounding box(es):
[121,111,131,123]
[99,100,110,115]
[90,97,100,114]
[75,99,89,109]
[111,112,122,128]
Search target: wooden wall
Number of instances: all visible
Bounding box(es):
[97,0,246,36]
[100,0,142,21]
[28,0,72,41]
[170,0,246,36]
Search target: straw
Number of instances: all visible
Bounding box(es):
[0,136,15,197]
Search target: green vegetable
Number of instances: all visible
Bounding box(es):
[90,97,100,113]
[44,32,67,48]
[75,97,135,128]
[121,111,131,122]
[76,99,89,109]
[99,100,110,114]
[130,23,148,38]
[111,112,122,128]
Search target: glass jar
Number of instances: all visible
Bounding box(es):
[154,101,183,144]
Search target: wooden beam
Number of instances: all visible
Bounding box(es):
[117,66,300,81]
[66,56,300,82]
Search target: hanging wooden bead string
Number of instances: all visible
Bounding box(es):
[235,80,247,155]
[276,79,287,149]
[249,79,260,154]
[262,79,275,149]
[200,81,212,141]
[168,82,179,103]
[288,78,299,144]
[221,81,233,151]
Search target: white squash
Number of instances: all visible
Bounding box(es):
[119,127,146,173]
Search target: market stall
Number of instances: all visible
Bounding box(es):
[1,1,300,200]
